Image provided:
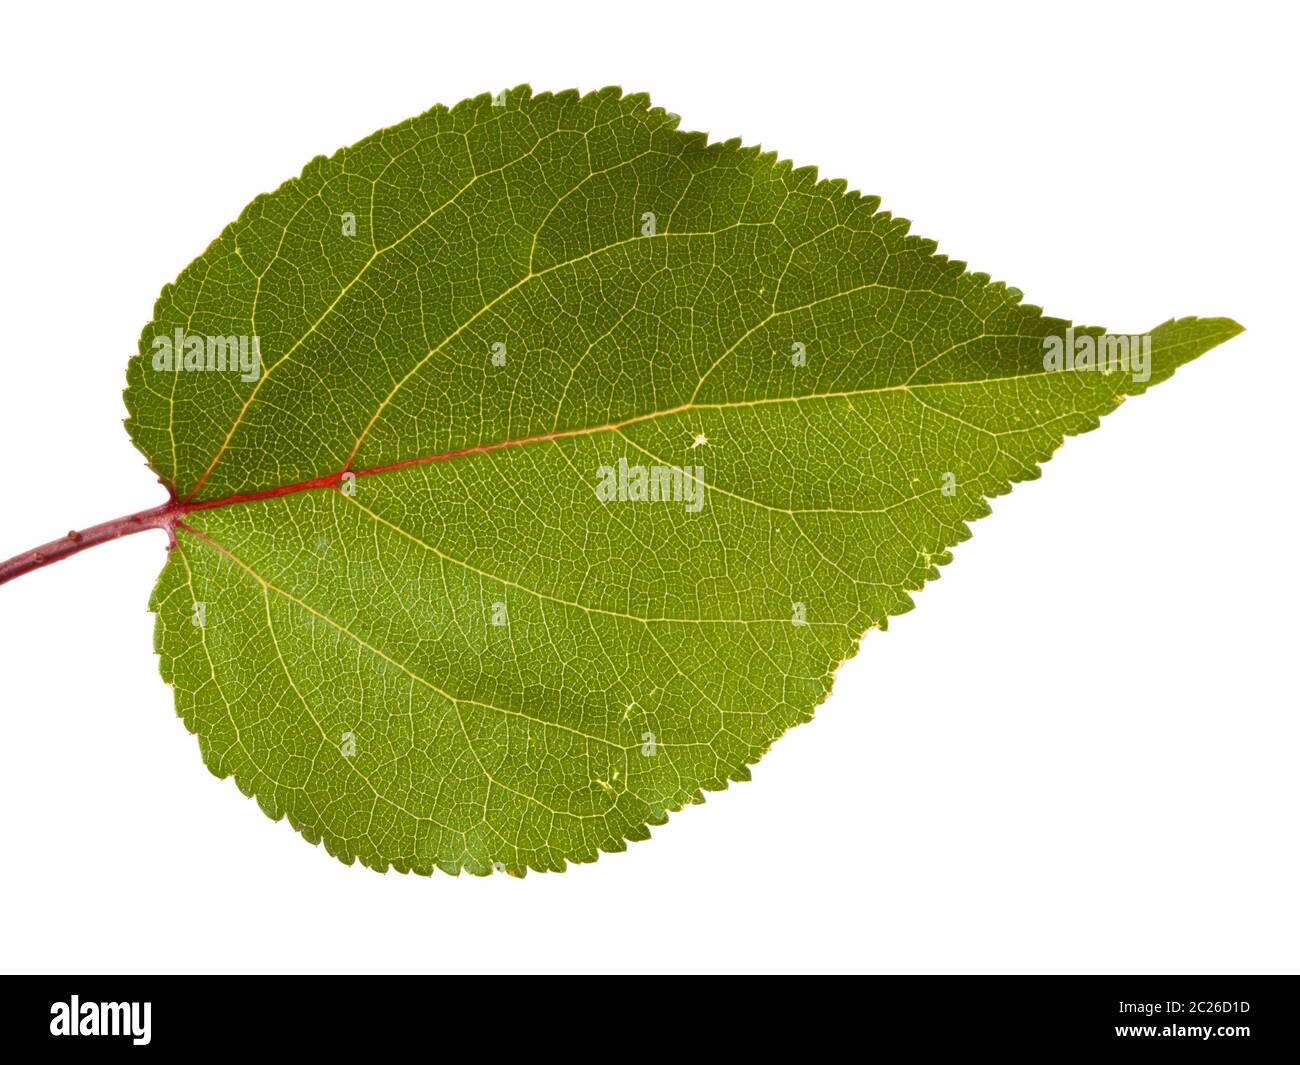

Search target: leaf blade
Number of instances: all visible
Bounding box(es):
[132,88,1241,873]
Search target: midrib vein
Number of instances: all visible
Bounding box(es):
[181,355,1076,516]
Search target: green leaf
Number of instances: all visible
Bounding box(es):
[122,86,1241,875]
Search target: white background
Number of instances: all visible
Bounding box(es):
[0,1,1294,975]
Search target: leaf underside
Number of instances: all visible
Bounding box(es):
[123,86,1240,875]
